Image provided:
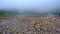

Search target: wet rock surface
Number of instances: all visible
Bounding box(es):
[0,16,60,34]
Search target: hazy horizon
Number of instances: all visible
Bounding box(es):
[0,0,60,11]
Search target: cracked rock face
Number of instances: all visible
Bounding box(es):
[0,16,60,34]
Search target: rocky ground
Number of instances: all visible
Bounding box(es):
[0,15,60,34]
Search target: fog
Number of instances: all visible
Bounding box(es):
[0,0,60,11]
[0,0,60,16]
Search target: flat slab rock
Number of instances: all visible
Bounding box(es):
[0,16,60,34]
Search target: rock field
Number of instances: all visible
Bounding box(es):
[0,15,60,34]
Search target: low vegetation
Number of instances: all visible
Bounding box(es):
[0,8,60,17]
[0,10,18,17]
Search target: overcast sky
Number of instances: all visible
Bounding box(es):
[0,0,60,10]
